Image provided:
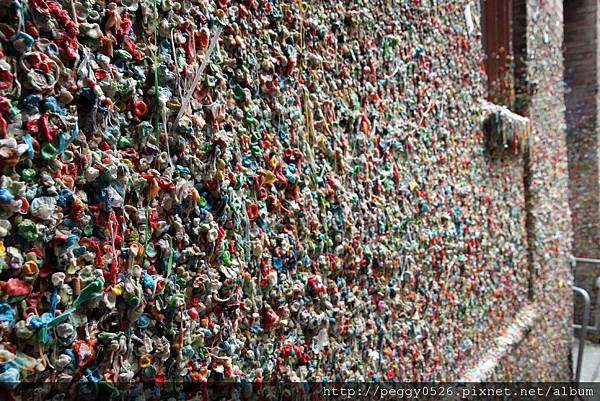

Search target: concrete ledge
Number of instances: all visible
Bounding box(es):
[459,303,541,381]
[481,100,531,155]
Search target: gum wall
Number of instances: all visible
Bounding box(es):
[0,0,573,389]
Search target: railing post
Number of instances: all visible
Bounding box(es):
[573,286,590,383]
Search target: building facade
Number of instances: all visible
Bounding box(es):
[565,0,600,341]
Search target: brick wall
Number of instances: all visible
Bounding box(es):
[565,0,599,259]
[564,0,600,341]
[493,0,573,380]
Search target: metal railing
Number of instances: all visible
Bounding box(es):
[573,286,590,383]
[571,257,600,383]
[572,257,600,333]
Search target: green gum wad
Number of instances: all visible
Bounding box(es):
[21,168,36,181]
[18,219,37,240]
[118,136,132,149]
[41,143,58,160]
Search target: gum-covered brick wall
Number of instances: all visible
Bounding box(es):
[0,0,571,387]
[490,0,573,381]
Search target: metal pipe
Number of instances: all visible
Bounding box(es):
[572,272,600,333]
[573,286,590,383]
[573,257,600,265]
[571,258,600,332]
[595,278,600,331]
